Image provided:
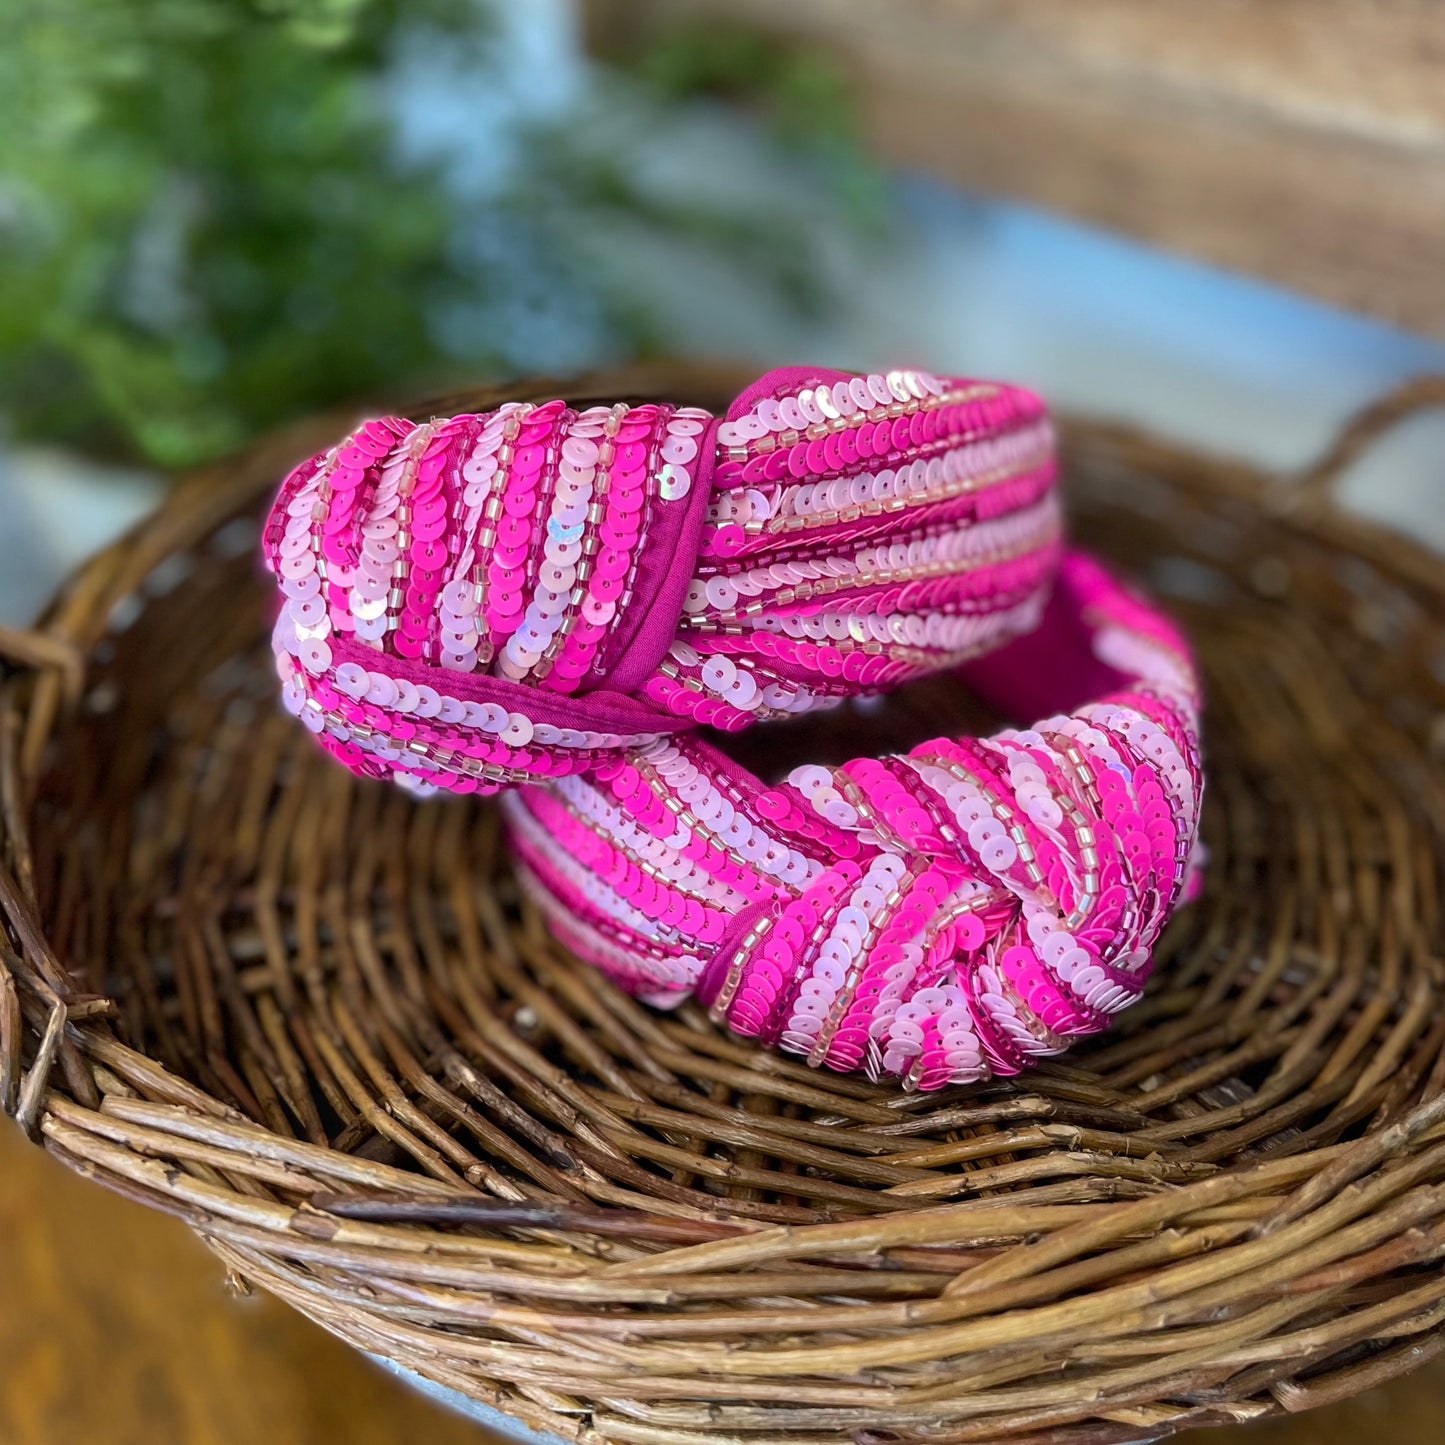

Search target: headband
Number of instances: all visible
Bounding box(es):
[266,367,1059,788]
[507,551,1203,1087]
[264,367,1202,1088]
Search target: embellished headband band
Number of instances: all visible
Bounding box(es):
[265,367,1060,789]
[264,367,1202,1089]
[506,551,1203,1088]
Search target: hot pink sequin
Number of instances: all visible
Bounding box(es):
[263,367,1204,1090]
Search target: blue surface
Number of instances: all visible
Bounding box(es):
[373,1357,574,1443]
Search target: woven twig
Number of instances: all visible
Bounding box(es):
[3,363,1445,1445]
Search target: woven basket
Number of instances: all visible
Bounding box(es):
[3,364,1445,1445]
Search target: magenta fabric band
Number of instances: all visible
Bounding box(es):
[263,365,1203,1089]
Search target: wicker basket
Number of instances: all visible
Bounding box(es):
[3,365,1445,1445]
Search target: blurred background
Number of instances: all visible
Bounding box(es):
[4,2,1445,1442]
[4,0,1445,626]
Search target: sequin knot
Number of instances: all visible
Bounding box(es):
[263,365,1065,793]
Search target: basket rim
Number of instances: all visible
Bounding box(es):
[3,366,1445,1445]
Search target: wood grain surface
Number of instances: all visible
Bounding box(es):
[586,0,1445,339]
[2,1119,1443,1443]
[0,1122,491,1445]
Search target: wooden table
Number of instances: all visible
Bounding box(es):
[4,1120,1442,1444]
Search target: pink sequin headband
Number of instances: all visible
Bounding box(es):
[264,367,1204,1089]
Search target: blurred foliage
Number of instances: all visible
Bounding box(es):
[1,0,486,467]
[0,0,884,470]
[626,24,888,233]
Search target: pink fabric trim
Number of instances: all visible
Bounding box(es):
[597,414,720,695]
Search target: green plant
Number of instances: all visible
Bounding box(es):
[0,2,885,471]
[0,0,487,467]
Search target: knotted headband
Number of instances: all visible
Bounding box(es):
[264,366,1203,1089]
[265,366,1059,786]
